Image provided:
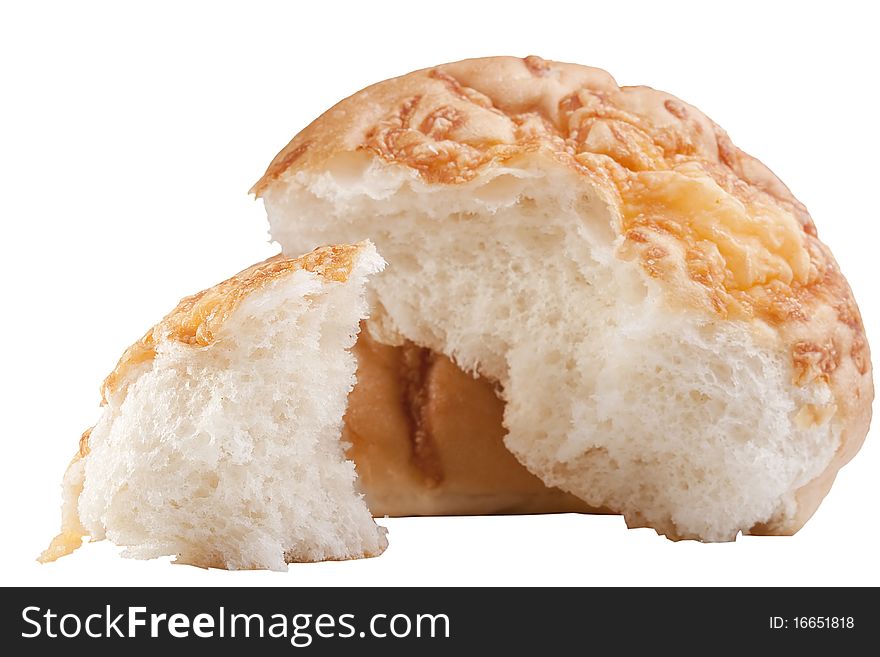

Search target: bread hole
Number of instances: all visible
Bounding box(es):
[248,347,271,360]
[473,174,526,204]
[519,196,538,210]
[688,389,710,403]
[446,210,479,224]
[272,400,290,424]
[708,361,733,383]
[191,431,213,451]
[325,151,372,184]
[194,473,220,498]
[574,193,615,244]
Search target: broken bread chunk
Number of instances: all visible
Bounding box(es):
[41,242,387,570]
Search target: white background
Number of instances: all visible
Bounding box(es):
[2,0,877,587]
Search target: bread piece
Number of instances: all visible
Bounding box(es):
[255,56,872,541]
[346,327,595,515]
[41,243,387,570]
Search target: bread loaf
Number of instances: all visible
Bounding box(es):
[255,56,872,541]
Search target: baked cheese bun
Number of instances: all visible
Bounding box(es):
[255,56,872,541]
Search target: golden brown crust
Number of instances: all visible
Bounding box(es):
[77,426,93,458]
[252,57,849,330]
[38,520,85,564]
[255,56,872,534]
[101,244,363,402]
[345,328,597,516]
[39,454,87,563]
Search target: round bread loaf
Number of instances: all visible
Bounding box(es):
[255,56,872,541]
